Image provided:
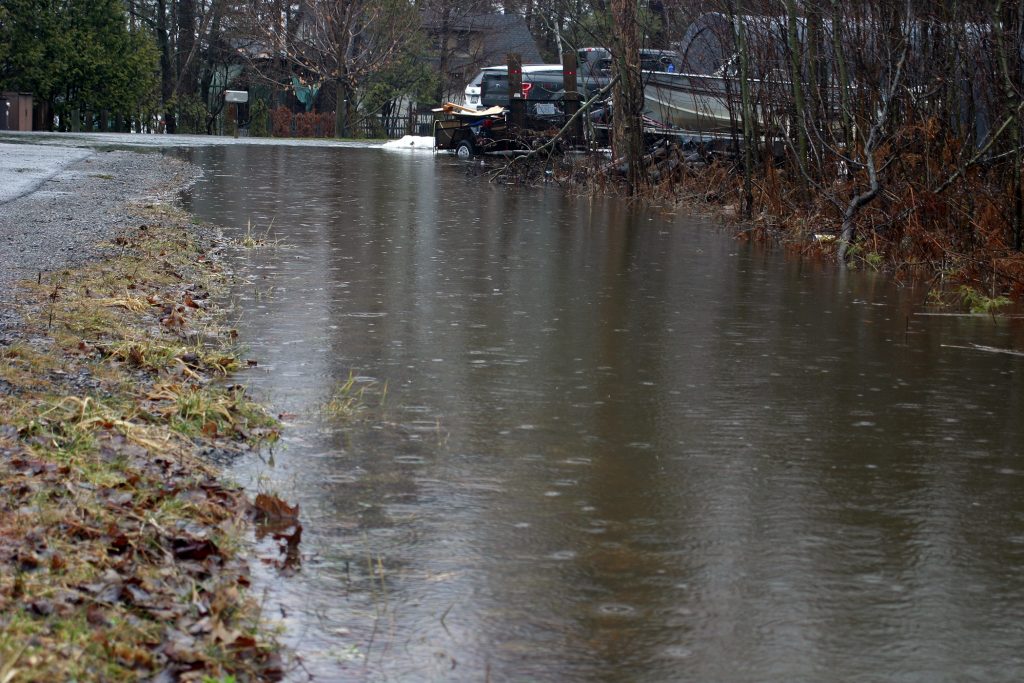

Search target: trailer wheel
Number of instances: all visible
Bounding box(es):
[456,139,474,160]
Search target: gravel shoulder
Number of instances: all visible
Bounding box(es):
[0,141,288,681]
[0,143,199,333]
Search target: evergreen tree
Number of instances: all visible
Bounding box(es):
[0,0,158,129]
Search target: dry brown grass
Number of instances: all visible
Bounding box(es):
[0,211,286,682]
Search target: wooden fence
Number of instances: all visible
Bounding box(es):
[268,107,435,139]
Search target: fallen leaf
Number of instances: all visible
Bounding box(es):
[171,537,219,561]
[253,493,299,524]
[87,604,110,626]
[26,598,53,616]
[211,621,240,645]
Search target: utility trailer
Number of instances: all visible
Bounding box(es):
[432,104,523,159]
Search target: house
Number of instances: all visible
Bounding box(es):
[421,10,543,102]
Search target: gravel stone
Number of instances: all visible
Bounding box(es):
[0,143,199,333]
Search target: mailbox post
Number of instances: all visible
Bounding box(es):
[224,90,248,137]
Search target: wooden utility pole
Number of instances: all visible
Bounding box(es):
[507,53,526,130]
[562,51,582,145]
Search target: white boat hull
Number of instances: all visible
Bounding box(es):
[643,72,740,134]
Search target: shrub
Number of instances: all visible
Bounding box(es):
[294,111,317,137]
[270,106,292,137]
[249,98,269,137]
[317,111,335,137]
[168,94,208,134]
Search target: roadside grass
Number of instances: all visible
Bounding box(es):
[0,205,286,681]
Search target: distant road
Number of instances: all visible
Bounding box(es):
[0,129,382,156]
[0,143,92,204]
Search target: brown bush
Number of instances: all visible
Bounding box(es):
[317,111,335,138]
[270,106,292,138]
[294,111,317,138]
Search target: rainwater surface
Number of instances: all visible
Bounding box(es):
[181,144,1024,682]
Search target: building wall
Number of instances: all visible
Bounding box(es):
[1,92,34,130]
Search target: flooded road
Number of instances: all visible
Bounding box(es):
[182,144,1024,682]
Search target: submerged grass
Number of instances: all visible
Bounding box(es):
[319,372,387,422]
[236,219,282,250]
[0,203,286,681]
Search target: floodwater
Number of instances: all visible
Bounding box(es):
[181,144,1024,682]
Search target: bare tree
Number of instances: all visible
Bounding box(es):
[240,0,420,136]
[609,0,646,194]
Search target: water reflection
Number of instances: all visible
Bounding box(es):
[182,144,1024,682]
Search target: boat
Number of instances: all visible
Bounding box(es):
[642,70,740,134]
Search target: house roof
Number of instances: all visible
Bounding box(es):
[421,10,543,66]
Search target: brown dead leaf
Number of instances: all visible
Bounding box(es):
[171,537,219,562]
[253,493,299,524]
[230,634,258,650]
[211,620,241,646]
[163,630,205,664]
[86,604,110,626]
[26,598,54,616]
[49,554,66,571]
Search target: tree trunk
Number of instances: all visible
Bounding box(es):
[157,0,176,133]
[177,0,196,99]
[830,0,853,155]
[201,3,224,135]
[610,0,644,195]
[436,7,451,103]
[785,0,807,186]
[998,0,1024,251]
[838,1,911,263]
[736,9,755,219]
[336,79,353,138]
